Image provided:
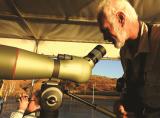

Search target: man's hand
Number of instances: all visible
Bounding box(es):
[18,93,29,111]
[114,100,128,118]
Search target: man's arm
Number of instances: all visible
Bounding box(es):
[114,49,129,117]
[10,93,29,118]
[10,110,25,118]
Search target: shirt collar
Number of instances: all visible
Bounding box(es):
[122,21,150,59]
[136,21,150,54]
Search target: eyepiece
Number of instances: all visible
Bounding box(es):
[47,96,56,104]
[85,45,106,64]
[41,86,63,111]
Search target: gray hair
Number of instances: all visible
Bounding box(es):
[97,0,138,22]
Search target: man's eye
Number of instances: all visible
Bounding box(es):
[101,28,109,34]
[100,28,105,32]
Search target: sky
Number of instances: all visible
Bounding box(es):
[92,60,124,78]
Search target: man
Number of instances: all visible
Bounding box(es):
[97,0,160,117]
[10,90,59,118]
[10,91,41,118]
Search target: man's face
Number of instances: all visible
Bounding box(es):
[99,16,128,48]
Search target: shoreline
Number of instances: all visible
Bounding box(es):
[64,94,120,100]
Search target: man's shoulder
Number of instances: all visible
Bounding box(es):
[142,22,160,30]
[143,22,160,41]
[149,23,160,41]
[151,23,160,26]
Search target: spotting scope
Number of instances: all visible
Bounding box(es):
[0,45,106,83]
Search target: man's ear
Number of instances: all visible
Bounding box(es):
[116,11,125,27]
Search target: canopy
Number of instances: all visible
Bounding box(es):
[0,0,159,59]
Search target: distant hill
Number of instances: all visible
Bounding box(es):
[65,75,116,94]
[1,75,117,97]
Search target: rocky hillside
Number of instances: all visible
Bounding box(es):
[1,75,117,96]
[64,75,116,93]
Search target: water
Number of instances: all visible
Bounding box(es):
[0,96,118,118]
[59,97,117,118]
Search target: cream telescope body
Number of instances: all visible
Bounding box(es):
[0,45,106,83]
